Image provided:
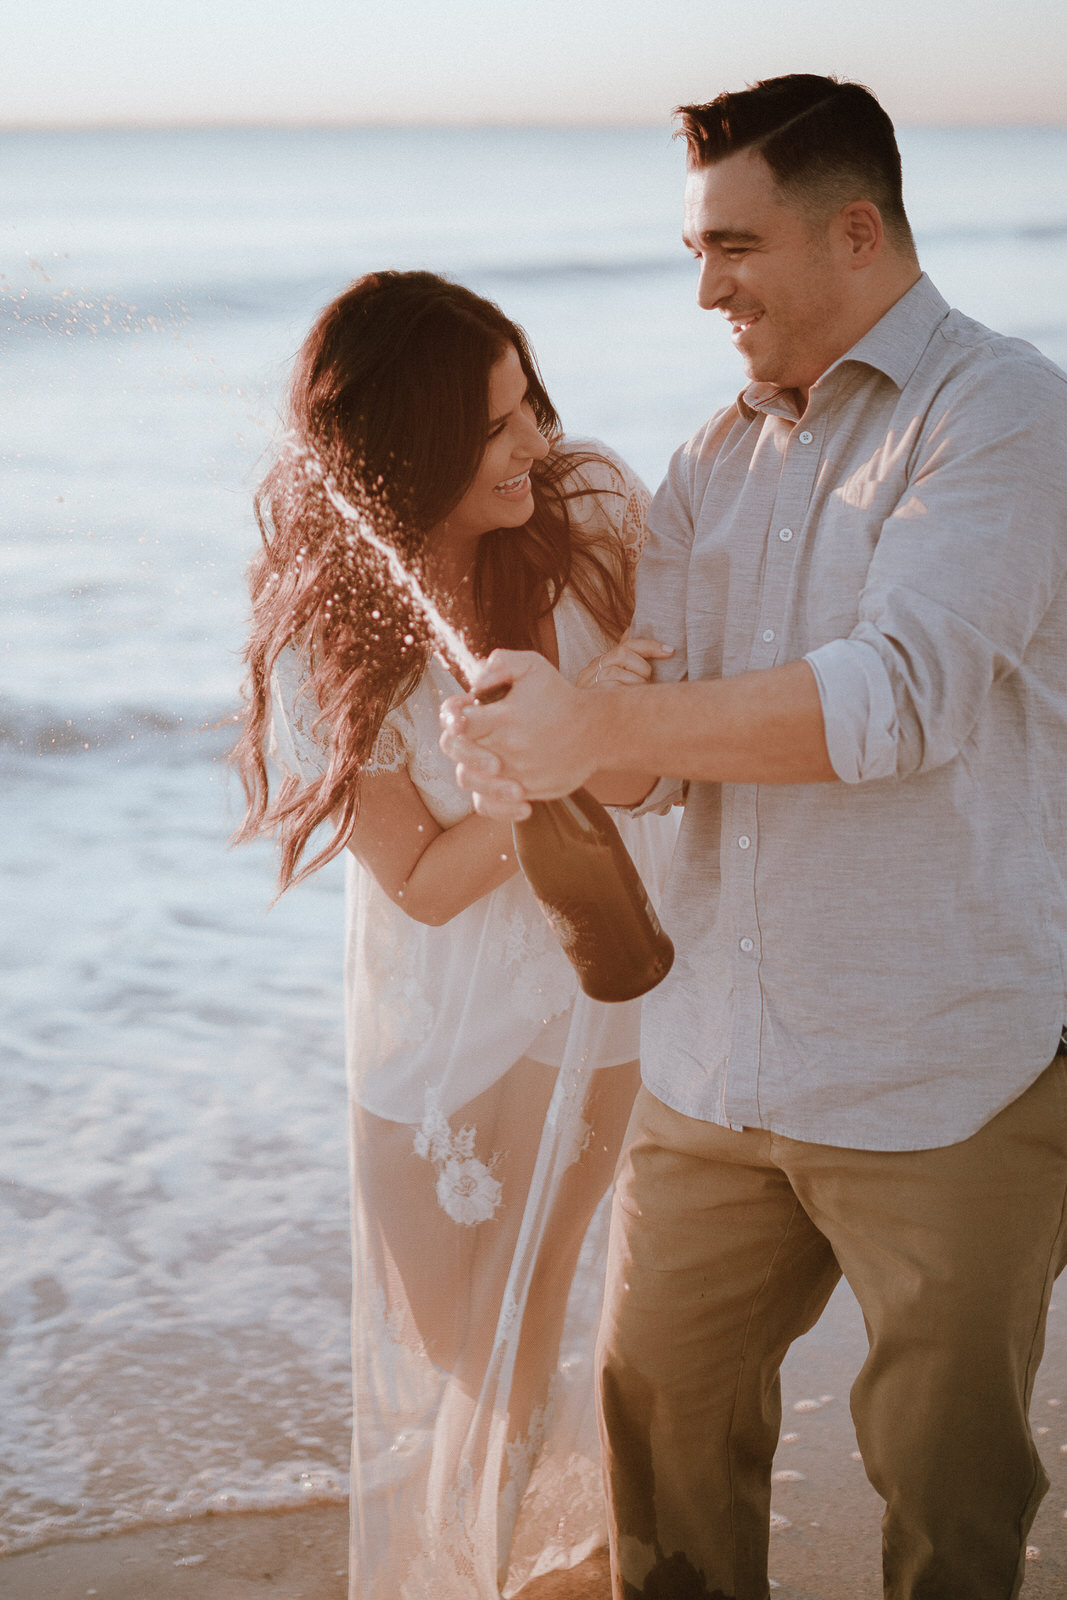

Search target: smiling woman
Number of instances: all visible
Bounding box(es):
[229,270,678,1598]
[436,345,550,551]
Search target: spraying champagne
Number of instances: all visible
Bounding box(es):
[301,454,673,1000]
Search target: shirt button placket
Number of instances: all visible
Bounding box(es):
[723,784,762,1127]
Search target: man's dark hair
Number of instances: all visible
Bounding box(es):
[676,74,915,253]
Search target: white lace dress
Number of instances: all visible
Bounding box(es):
[269,444,678,1599]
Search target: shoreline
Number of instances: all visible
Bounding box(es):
[3,1285,1065,1599]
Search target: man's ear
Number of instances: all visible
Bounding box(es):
[839,200,884,268]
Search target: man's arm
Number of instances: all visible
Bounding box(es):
[439,651,835,820]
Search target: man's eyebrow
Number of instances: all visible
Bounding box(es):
[682,227,763,249]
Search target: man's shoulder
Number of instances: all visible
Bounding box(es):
[665,399,749,479]
[927,305,1067,395]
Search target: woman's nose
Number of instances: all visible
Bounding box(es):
[521,416,551,460]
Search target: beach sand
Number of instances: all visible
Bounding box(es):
[3,1282,1065,1600]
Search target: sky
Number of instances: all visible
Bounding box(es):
[2,0,1066,129]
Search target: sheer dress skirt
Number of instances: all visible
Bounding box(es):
[348,1009,643,1599]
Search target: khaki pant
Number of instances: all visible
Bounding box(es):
[596,1060,1067,1600]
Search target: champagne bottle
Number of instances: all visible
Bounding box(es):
[512,787,675,1003]
[472,682,674,1003]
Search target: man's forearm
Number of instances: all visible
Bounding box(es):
[438,651,837,819]
[583,659,837,787]
[584,769,661,807]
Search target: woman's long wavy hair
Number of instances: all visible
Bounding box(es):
[232,270,634,891]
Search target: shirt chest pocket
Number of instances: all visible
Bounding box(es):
[790,450,914,652]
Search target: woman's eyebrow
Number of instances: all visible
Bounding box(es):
[488,388,529,430]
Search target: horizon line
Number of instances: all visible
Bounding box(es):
[3,114,1067,134]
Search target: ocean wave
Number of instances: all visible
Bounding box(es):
[0,1463,349,1559]
[474,255,690,283]
[0,697,240,760]
[4,222,1067,340]
[919,218,1067,246]
[0,257,693,339]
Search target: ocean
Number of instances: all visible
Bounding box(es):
[2,123,1067,1556]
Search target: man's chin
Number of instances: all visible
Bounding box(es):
[742,358,776,386]
[737,345,777,385]
[742,356,798,391]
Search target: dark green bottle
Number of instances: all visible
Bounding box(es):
[511,787,675,1002]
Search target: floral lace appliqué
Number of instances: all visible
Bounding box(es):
[365,720,407,774]
[415,1090,503,1226]
[402,1460,480,1600]
[499,1397,551,1542]
[499,901,575,1025]
[621,480,652,568]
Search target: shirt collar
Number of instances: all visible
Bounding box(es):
[736,273,951,423]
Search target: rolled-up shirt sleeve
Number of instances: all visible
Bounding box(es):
[805,637,900,783]
[806,351,1067,784]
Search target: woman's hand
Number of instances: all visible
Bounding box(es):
[575,630,675,690]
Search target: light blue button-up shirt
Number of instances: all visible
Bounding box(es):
[634,275,1067,1150]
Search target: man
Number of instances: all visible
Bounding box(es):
[440,75,1067,1599]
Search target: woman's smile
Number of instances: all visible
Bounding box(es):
[494,470,532,499]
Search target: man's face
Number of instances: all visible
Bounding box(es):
[683,148,853,396]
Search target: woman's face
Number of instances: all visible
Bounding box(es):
[438,343,550,547]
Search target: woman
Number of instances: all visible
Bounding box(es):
[233,271,676,1599]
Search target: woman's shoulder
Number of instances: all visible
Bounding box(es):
[270,637,422,781]
[551,435,643,497]
[550,435,652,554]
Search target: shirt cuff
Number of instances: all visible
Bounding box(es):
[804,638,899,784]
[616,775,686,815]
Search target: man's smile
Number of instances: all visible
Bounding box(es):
[725,309,763,337]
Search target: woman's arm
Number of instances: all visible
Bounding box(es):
[345,764,519,926]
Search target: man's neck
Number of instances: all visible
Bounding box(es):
[796,258,923,406]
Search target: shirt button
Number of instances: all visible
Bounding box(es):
[739,937,754,953]
[799,430,814,444]
[778,527,794,542]
[738,835,751,849]
[762,628,775,642]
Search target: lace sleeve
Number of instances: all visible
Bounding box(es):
[618,473,653,573]
[269,644,329,783]
[271,644,413,784]
[557,436,652,574]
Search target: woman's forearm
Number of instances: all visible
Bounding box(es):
[351,809,519,926]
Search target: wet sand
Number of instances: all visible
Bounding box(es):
[3,1282,1065,1599]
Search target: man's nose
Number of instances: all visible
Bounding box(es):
[697,256,734,312]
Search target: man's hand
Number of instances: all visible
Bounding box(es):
[439,649,596,819]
